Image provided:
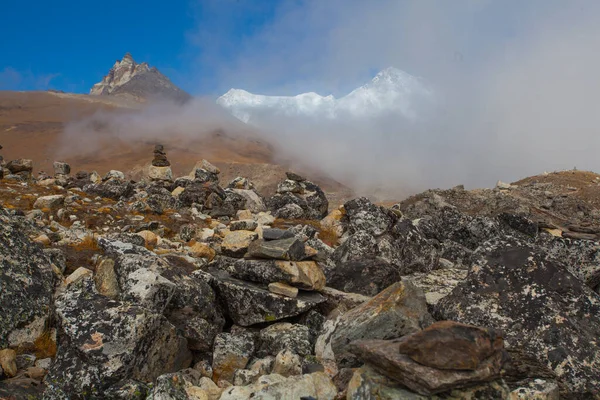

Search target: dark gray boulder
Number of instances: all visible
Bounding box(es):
[0,207,55,349]
[434,237,600,398]
[326,258,400,296]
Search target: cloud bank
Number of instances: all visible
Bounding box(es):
[65,0,600,197]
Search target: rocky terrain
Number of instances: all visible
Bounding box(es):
[0,146,599,399]
[90,53,191,104]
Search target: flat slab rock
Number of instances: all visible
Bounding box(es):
[195,269,325,326]
[229,259,326,291]
[349,338,504,395]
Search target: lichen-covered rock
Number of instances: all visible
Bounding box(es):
[267,178,328,220]
[258,323,312,357]
[197,269,325,326]
[212,331,255,383]
[326,258,400,296]
[434,237,600,398]
[227,259,325,290]
[122,268,176,313]
[343,197,396,236]
[218,372,336,400]
[146,368,202,400]
[408,267,468,307]
[33,194,64,210]
[84,179,134,200]
[0,207,55,349]
[346,365,427,400]
[44,276,192,397]
[509,378,560,400]
[320,280,433,368]
[262,228,295,242]
[272,349,302,377]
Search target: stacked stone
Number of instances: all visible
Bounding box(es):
[152,144,170,167]
[53,161,71,186]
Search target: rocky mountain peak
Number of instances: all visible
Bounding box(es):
[90,53,190,103]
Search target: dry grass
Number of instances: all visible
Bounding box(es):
[71,235,100,251]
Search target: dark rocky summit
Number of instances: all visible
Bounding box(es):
[0,165,599,398]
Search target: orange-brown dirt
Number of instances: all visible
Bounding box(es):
[0,91,354,202]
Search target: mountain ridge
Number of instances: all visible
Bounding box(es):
[217,67,434,123]
[90,53,190,103]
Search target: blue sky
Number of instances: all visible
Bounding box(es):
[0,0,280,95]
[1,1,597,97]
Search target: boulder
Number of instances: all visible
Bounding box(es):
[408,267,468,307]
[0,348,17,378]
[258,323,312,357]
[0,208,55,349]
[33,194,64,210]
[434,237,600,398]
[230,189,266,213]
[348,337,505,395]
[343,197,396,236]
[44,275,191,397]
[228,259,326,290]
[53,161,71,176]
[247,238,307,261]
[230,219,258,231]
[267,178,328,220]
[321,280,433,367]
[262,228,296,241]
[212,331,255,383]
[6,158,33,174]
[198,270,325,326]
[272,349,302,377]
[326,258,400,296]
[147,165,173,181]
[277,179,304,194]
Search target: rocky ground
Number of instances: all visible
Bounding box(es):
[0,150,599,399]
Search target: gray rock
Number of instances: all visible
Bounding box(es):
[44,275,191,397]
[53,161,71,176]
[6,158,33,174]
[263,228,296,241]
[326,258,400,296]
[230,189,266,213]
[277,179,304,194]
[33,194,64,210]
[247,238,306,261]
[434,237,600,398]
[322,280,433,368]
[198,269,325,326]
[146,368,202,400]
[343,197,396,236]
[275,203,305,219]
[195,168,219,184]
[258,323,312,357]
[230,219,258,231]
[212,331,255,383]
[227,259,326,290]
[122,268,176,313]
[0,207,55,349]
[219,372,336,400]
[272,349,302,377]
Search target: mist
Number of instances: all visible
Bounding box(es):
[62,1,600,198]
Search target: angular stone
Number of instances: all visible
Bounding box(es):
[212,331,255,383]
[189,242,216,261]
[218,372,336,400]
[348,338,504,395]
[230,189,266,213]
[395,320,504,371]
[53,161,71,176]
[277,179,304,194]
[262,228,296,241]
[199,270,325,326]
[230,219,258,231]
[233,368,261,386]
[147,165,173,181]
[230,259,326,290]
[6,158,33,174]
[247,238,306,261]
[272,349,302,377]
[136,230,158,247]
[33,194,64,210]
[268,282,298,298]
[122,268,176,312]
[258,323,312,357]
[221,230,258,257]
[275,203,305,219]
[326,258,400,297]
[328,280,433,361]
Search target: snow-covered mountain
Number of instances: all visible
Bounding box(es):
[216,67,434,123]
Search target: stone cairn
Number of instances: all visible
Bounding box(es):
[152,144,170,167]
